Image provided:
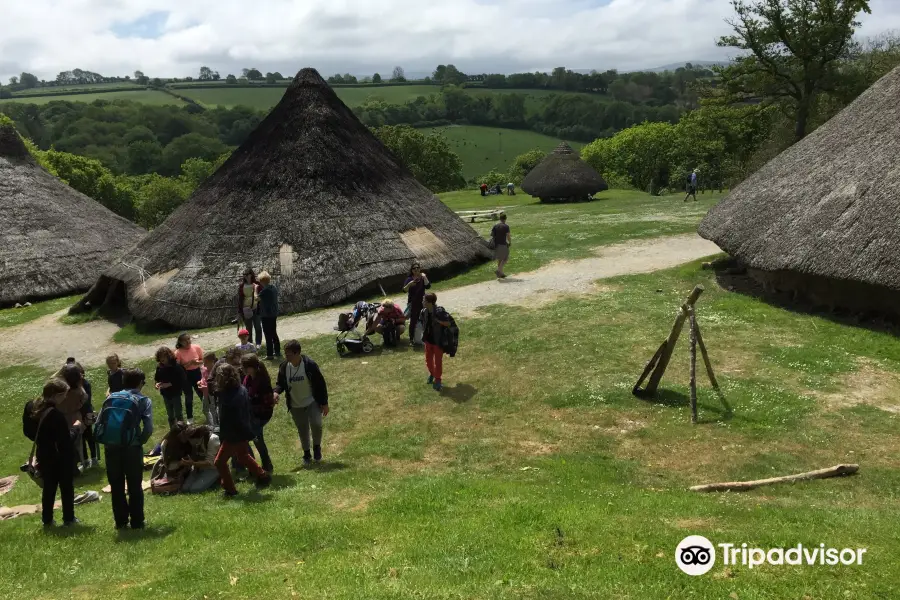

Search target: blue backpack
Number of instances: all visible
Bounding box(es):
[95,391,143,447]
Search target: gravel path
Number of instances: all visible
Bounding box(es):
[0,234,720,369]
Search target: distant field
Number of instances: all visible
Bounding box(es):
[428,125,582,179]
[12,83,143,96]
[0,90,184,106]
[176,85,441,109]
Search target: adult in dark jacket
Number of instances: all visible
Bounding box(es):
[22,378,84,527]
[402,262,431,346]
[273,340,329,464]
[154,347,187,428]
[257,271,281,360]
[213,364,271,496]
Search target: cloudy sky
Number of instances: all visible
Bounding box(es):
[2,0,899,81]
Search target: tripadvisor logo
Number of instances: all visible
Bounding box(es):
[675,536,867,576]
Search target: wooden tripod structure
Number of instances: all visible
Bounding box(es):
[633,285,731,423]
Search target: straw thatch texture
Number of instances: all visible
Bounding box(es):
[78,68,491,328]
[698,65,900,315]
[0,123,146,306]
[522,142,608,202]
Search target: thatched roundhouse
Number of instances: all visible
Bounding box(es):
[0,122,146,307]
[75,68,491,328]
[522,143,608,203]
[698,65,900,316]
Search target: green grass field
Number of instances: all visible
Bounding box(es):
[12,83,144,96]
[431,125,583,180]
[0,90,184,106]
[173,85,441,110]
[1,251,897,598]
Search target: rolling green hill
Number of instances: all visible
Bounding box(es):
[0,90,184,106]
[428,125,582,179]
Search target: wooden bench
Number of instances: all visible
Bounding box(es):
[456,209,503,223]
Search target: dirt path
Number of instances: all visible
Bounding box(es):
[0,234,720,369]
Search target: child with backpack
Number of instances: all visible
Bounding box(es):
[273,340,329,465]
[155,347,187,428]
[95,368,154,530]
[419,292,458,392]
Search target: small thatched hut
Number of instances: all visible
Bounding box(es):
[698,65,900,316]
[0,122,146,307]
[75,68,491,328]
[522,142,608,203]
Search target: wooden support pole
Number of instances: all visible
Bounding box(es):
[633,342,666,395]
[644,285,704,395]
[689,464,859,493]
[694,323,732,413]
[689,308,698,424]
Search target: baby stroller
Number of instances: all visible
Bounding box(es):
[335,301,377,356]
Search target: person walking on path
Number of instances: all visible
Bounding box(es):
[684,169,699,202]
[402,263,431,346]
[23,378,84,527]
[273,340,329,465]
[213,364,271,497]
[155,347,186,428]
[238,269,263,347]
[99,368,154,530]
[490,213,511,279]
[420,292,452,392]
[174,333,204,425]
[242,354,276,473]
[257,271,281,361]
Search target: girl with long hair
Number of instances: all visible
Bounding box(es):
[402,262,431,346]
[155,347,187,428]
[237,269,262,347]
[241,354,276,473]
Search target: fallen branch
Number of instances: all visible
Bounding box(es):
[689,464,859,493]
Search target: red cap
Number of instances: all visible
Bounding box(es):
[238,328,250,336]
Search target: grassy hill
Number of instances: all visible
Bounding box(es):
[0,90,185,106]
[429,125,582,180]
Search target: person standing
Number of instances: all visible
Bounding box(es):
[684,169,699,202]
[175,333,204,425]
[257,271,281,361]
[238,269,262,347]
[155,347,186,428]
[97,368,153,530]
[402,263,431,346]
[507,182,515,196]
[480,182,488,197]
[273,340,329,465]
[56,363,88,472]
[106,354,125,395]
[490,213,511,279]
[213,364,271,497]
[420,292,452,392]
[22,379,83,527]
[242,354,276,473]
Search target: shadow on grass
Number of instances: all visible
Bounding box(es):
[231,490,273,505]
[291,461,350,474]
[498,277,525,283]
[440,383,477,403]
[114,524,176,543]
[634,388,734,424]
[44,523,97,537]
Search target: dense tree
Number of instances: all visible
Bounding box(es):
[135,174,191,228]
[19,72,39,88]
[134,70,149,85]
[582,122,676,194]
[245,68,263,81]
[391,66,407,82]
[373,125,464,192]
[716,0,871,141]
[372,73,382,83]
[159,133,228,175]
[433,64,467,86]
[9,76,19,86]
[38,149,136,218]
[226,74,237,84]
[506,149,546,185]
[126,140,164,174]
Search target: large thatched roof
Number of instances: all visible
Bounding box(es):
[699,65,900,299]
[522,143,608,199]
[77,68,491,328]
[0,123,146,306]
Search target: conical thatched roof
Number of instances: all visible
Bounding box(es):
[0,122,146,307]
[77,68,491,328]
[522,143,608,200]
[699,65,900,307]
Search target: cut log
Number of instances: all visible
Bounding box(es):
[689,464,859,493]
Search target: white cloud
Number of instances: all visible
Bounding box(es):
[1,0,898,81]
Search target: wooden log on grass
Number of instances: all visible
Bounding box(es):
[643,285,704,395]
[689,464,859,493]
